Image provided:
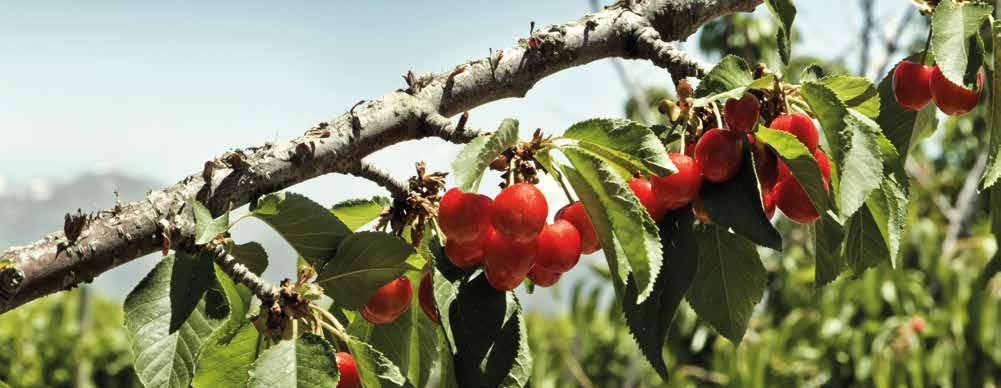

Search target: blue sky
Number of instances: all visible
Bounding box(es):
[0,0,920,307]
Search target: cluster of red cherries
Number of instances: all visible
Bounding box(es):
[893,60,981,115]
[438,183,589,291]
[630,94,832,226]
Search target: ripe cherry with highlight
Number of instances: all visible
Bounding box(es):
[695,128,744,183]
[336,352,360,388]
[772,178,819,224]
[534,219,582,273]
[360,276,413,324]
[929,66,981,116]
[770,113,819,153]
[483,229,536,291]
[528,266,561,287]
[491,183,548,242]
[439,188,492,244]
[444,238,484,268]
[651,153,702,210]
[556,202,600,254]
[892,60,934,111]
[628,177,666,221]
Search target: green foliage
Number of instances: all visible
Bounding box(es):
[931,0,992,88]
[453,118,520,192]
[190,200,229,245]
[764,0,796,64]
[693,55,775,105]
[757,127,828,213]
[983,21,1001,189]
[250,192,351,268]
[347,297,440,387]
[562,118,675,176]
[345,337,408,387]
[330,196,390,231]
[247,334,339,388]
[315,231,416,309]
[700,142,783,250]
[227,241,268,276]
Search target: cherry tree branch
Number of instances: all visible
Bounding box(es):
[344,160,412,200]
[0,0,762,313]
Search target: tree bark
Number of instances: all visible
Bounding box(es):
[0,0,761,313]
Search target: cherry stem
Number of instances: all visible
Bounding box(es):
[507,155,517,186]
[920,26,932,65]
[553,172,577,203]
[709,101,723,129]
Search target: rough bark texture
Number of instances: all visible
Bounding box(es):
[0,0,761,313]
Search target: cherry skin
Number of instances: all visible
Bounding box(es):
[534,219,582,273]
[695,128,744,183]
[762,190,776,219]
[929,65,981,116]
[628,177,667,221]
[491,183,548,242]
[651,153,702,210]
[438,188,492,244]
[892,60,934,111]
[814,149,831,188]
[556,202,600,254]
[418,272,438,323]
[483,229,537,291]
[444,238,484,268]
[749,134,778,192]
[772,177,819,224]
[527,266,561,287]
[770,113,819,153]
[360,276,413,324]
[724,93,761,133]
[336,352,360,388]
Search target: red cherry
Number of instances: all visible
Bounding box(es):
[556,202,600,254]
[909,316,926,334]
[772,177,819,224]
[360,276,413,324]
[445,238,484,268]
[724,93,760,133]
[770,113,819,153]
[749,134,778,192]
[534,220,582,273]
[762,190,776,219]
[491,183,548,242]
[418,272,438,323]
[692,196,712,224]
[651,153,702,210]
[483,229,536,291]
[438,188,492,244]
[628,177,666,221]
[695,128,744,183]
[929,65,981,116]
[336,352,360,388]
[814,149,831,188]
[527,266,561,287]
[892,60,934,110]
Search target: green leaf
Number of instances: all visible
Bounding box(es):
[837,111,885,219]
[931,0,992,88]
[193,268,261,388]
[983,21,1001,189]
[866,176,908,268]
[251,192,351,268]
[352,298,440,387]
[190,200,229,245]
[247,334,340,388]
[844,205,890,274]
[445,275,531,387]
[561,118,676,176]
[331,196,390,231]
[347,337,409,388]
[560,165,630,295]
[700,140,783,250]
[228,241,268,276]
[686,225,767,343]
[765,0,796,64]
[315,231,415,309]
[813,211,846,287]
[561,148,663,302]
[692,55,775,105]
[818,75,880,119]
[623,209,699,380]
[453,119,519,192]
[124,253,229,388]
[756,127,829,214]
[877,56,938,159]
[801,82,850,164]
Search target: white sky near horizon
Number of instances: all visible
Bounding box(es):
[0,0,919,307]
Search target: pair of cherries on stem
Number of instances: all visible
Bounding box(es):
[893,60,981,115]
